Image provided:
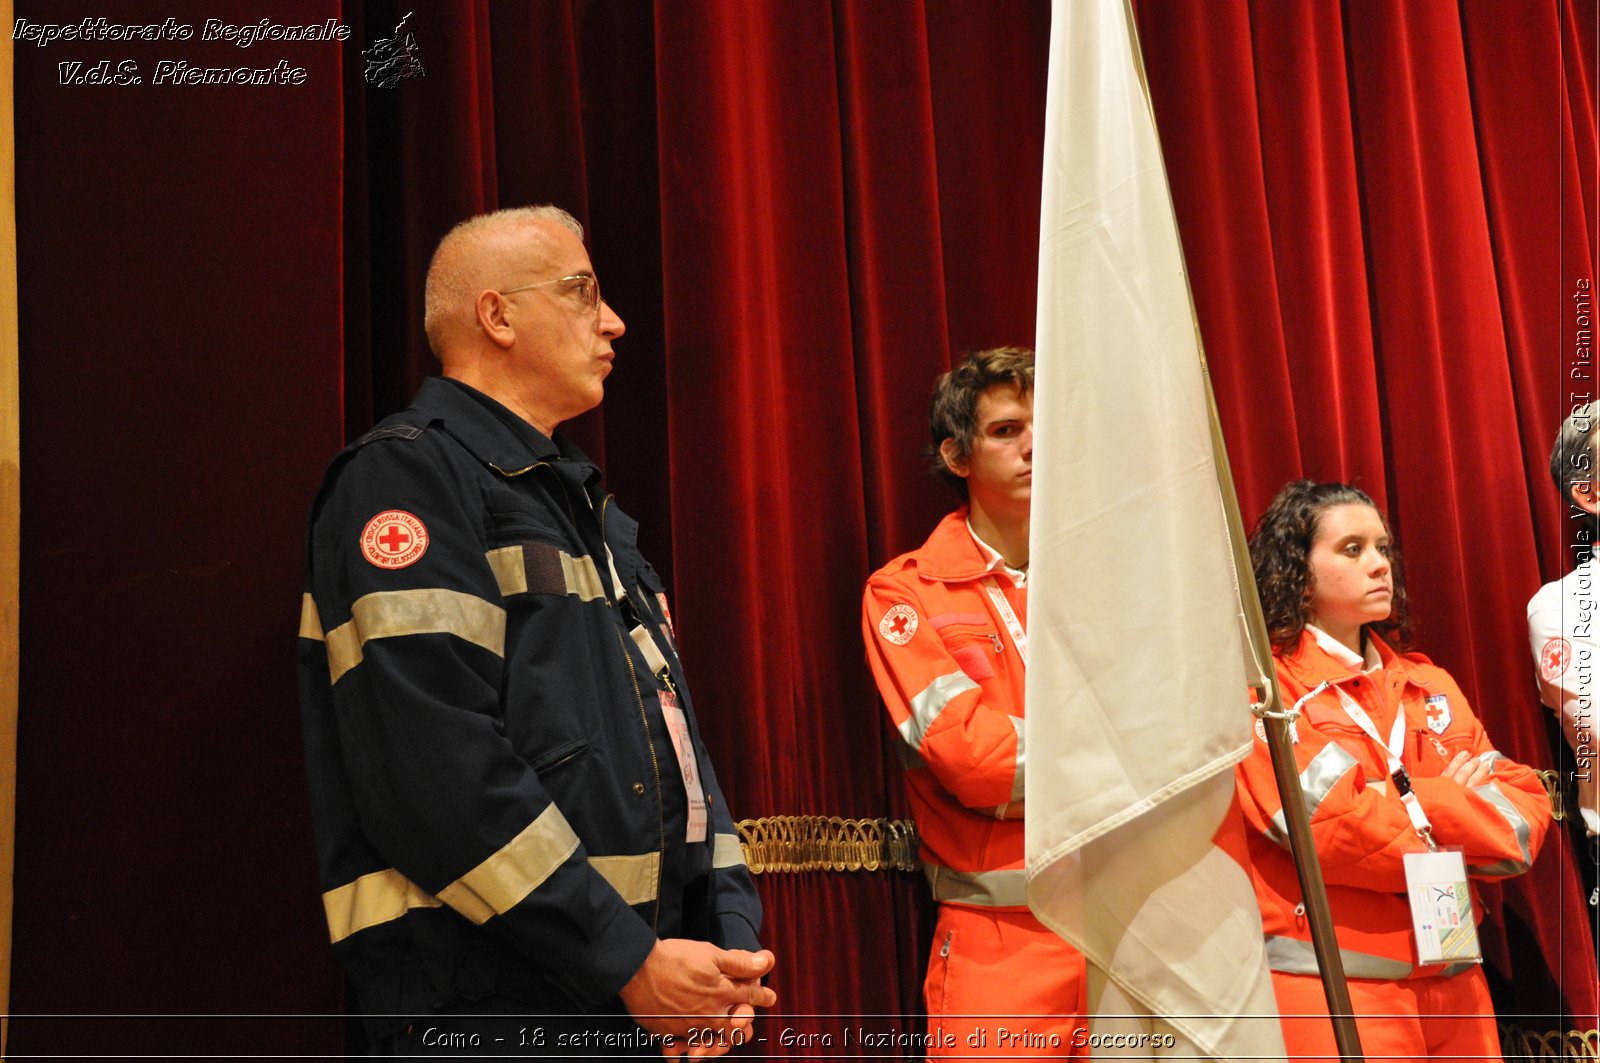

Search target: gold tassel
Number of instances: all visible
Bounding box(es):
[1536,769,1567,823]
[1496,1021,1598,1060]
[732,816,920,874]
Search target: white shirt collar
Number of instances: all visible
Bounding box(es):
[966,517,1027,588]
[1308,623,1382,673]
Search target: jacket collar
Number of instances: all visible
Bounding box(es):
[916,509,1002,583]
[1278,627,1407,688]
[410,377,599,483]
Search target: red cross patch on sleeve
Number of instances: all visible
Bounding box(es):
[878,604,918,645]
[360,510,429,569]
[1539,637,1572,683]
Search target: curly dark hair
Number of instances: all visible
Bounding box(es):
[1248,480,1413,654]
[926,347,1035,499]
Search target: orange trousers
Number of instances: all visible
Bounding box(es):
[1271,966,1501,1062]
[923,905,1089,1058]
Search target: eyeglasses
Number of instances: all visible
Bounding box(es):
[497,273,603,311]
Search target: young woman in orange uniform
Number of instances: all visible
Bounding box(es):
[1237,480,1550,1061]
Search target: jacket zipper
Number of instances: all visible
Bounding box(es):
[489,460,549,477]
[601,493,667,932]
[491,460,586,526]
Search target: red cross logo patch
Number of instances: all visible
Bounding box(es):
[879,604,919,646]
[1424,694,1452,735]
[360,510,429,569]
[1539,637,1572,683]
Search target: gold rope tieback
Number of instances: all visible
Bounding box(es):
[1535,769,1567,822]
[1496,1021,1598,1060]
[733,816,920,873]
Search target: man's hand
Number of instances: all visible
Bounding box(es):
[620,939,776,1059]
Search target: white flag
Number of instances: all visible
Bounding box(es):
[1025,1,1287,1059]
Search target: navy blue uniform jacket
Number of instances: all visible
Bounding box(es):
[297,378,762,1036]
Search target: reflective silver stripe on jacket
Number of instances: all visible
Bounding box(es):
[322,843,664,942]
[899,671,980,750]
[712,832,747,870]
[1264,934,1413,979]
[485,544,605,601]
[1467,780,1533,876]
[1009,715,1026,804]
[1265,934,1482,980]
[923,863,1028,907]
[321,588,507,684]
[299,593,324,640]
[1267,742,1360,848]
[437,804,581,924]
[322,868,444,944]
[588,853,660,907]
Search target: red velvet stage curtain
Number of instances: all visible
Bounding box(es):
[1136,0,1600,1035]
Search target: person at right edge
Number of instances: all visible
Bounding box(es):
[1526,404,1600,909]
[862,348,1089,1058]
[1238,479,1550,1061]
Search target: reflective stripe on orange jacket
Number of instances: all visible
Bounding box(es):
[863,510,1028,904]
[1236,630,1550,978]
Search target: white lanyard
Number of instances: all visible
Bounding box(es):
[983,577,1028,666]
[1334,681,1437,848]
[602,545,671,678]
[585,494,706,841]
[581,491,673,681]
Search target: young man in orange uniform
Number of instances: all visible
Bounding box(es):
[862,348,1087,1058]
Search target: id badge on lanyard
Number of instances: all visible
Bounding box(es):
[1404,848,1481,964]
[597,510,709,845]
[1335,683,1482,965]
[658,680,708,844]
[623,593,708,844]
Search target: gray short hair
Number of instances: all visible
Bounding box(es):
[1550,401,1600,497]
[444,204,584,244]
[423,205,585,353]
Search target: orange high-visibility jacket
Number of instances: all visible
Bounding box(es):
[1236,630,1551,979]
[863,510,1029,907]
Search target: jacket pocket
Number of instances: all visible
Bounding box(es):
[531,737,593,777]
[935,616,1001,681]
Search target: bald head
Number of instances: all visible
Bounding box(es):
[423,205,585,362]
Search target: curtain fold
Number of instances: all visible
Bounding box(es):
[11,0,352,1055]
[1250,0,1388,494]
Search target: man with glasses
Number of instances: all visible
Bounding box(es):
[299,206,774,1057]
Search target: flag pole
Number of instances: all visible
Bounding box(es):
[1196,361,1366,1063]
[1117,5,1367,1054]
